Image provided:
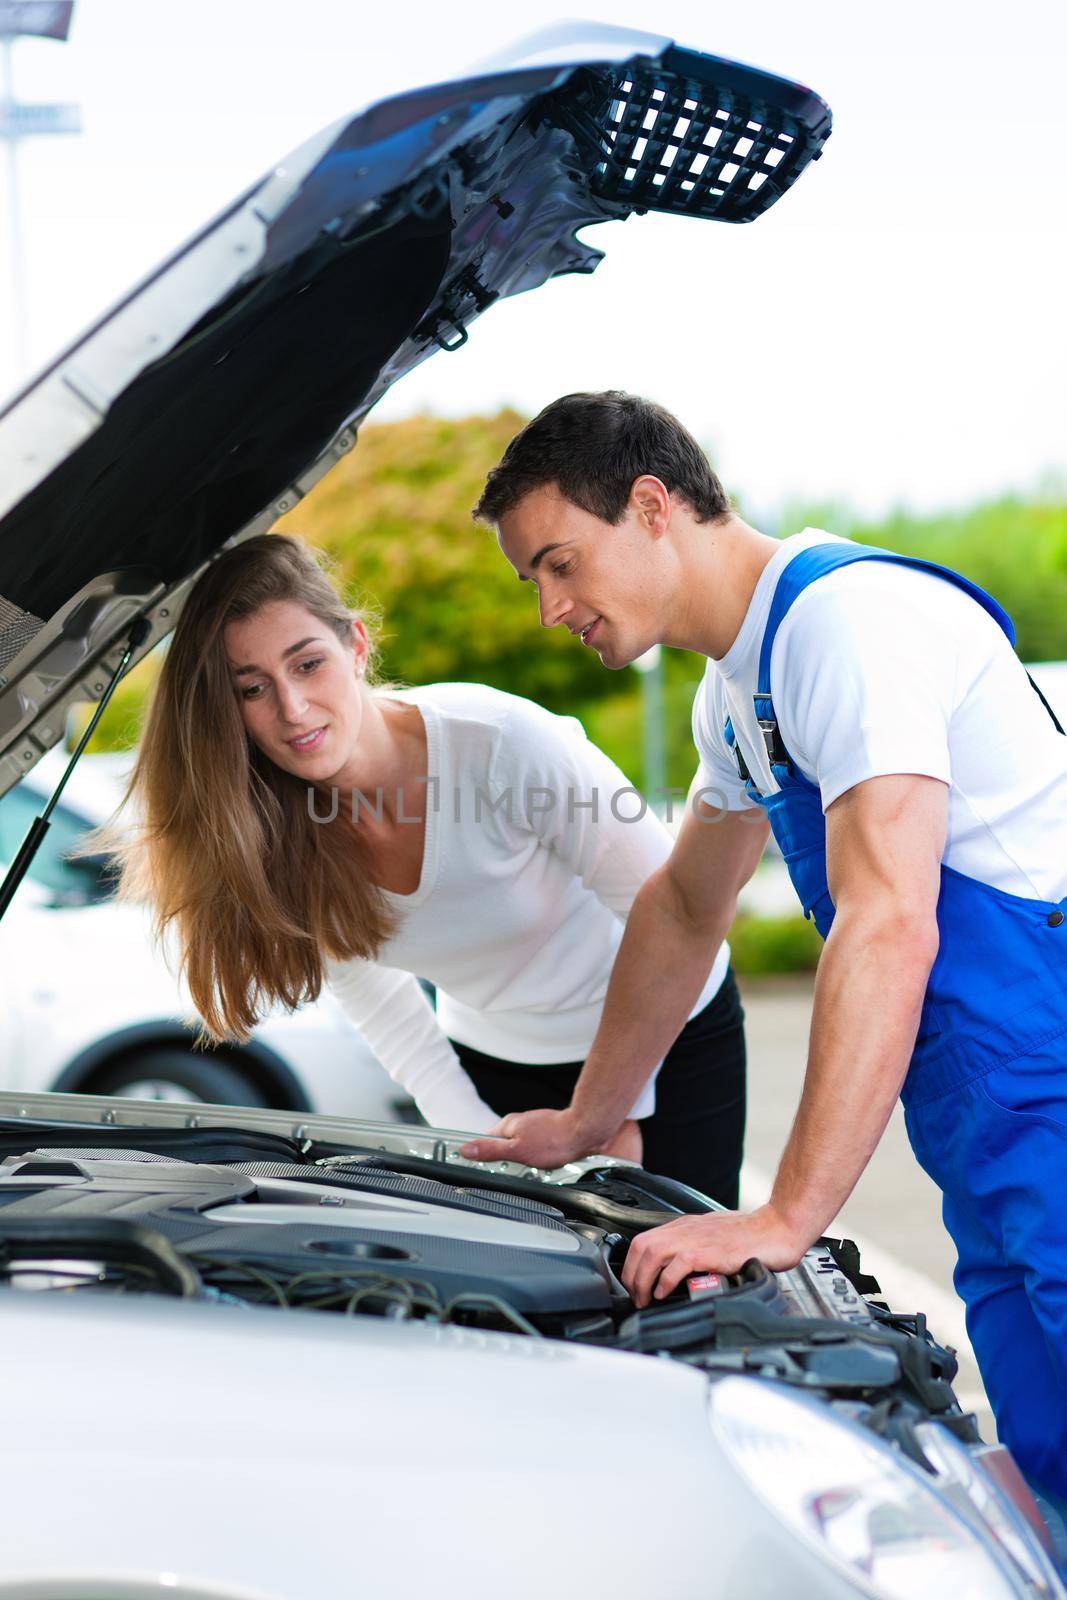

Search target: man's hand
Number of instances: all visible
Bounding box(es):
[621,1204,806,1307]
[460,1106,615,1170]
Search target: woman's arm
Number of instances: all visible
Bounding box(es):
[326,959,499,1133]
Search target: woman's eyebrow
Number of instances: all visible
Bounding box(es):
[230,636,324,676]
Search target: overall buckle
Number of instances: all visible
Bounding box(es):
[733,741,752,783]
[753,695,794,775]
[757,718,793,772]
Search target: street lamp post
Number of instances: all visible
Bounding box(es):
[0,32,26,374]
[0,1,78,380]
[632,643,666,806]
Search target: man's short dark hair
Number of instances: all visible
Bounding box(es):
[472,391,731,527]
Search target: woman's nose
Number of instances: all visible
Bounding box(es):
[275,679,309,722]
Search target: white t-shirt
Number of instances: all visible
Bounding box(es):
[692,529,1067,903]
[328,683,729,1132]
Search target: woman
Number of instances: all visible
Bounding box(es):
[117,533,746,1202]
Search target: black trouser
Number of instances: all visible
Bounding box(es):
[450,967,746,1208]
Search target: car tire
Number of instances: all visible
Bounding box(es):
[87,1050,270,1107]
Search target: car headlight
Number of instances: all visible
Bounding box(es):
[914,1420,1063,1597]
[709,1377,1029,1598]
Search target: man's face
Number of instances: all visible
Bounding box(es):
[496,483,666,670]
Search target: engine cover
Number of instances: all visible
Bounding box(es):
[0,1151,614,1314]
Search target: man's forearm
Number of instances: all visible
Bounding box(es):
[569,870,733,1146]
[769,904,938,1246]
[618,777,947,1303]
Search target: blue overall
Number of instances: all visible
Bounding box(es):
[726,541,1067,1496]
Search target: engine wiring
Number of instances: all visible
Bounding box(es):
[0,1245,550,1338]
[183,1255,544,1336]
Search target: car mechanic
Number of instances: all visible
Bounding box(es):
[462,389,1067,1508]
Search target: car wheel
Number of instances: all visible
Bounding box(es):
[87,1051,270,1107]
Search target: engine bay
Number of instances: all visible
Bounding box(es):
[0,1115,977,1470]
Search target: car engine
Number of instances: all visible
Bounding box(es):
[0,1115,977,1473]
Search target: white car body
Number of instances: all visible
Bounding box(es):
[0,20,1061,1600]
[0,750,405,1120]
[0,1289,817,1599]
[0,1097,1057,1600]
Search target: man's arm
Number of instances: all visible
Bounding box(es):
[621,773,946,1306]
[461,795,769,1167]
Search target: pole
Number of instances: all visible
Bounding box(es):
[634,644,666,805]
[1,34,28,377]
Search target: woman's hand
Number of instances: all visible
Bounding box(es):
[461,1105,620,1170]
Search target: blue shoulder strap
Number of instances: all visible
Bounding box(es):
[756,543,1016,695]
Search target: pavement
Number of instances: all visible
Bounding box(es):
[737,974,995,1443]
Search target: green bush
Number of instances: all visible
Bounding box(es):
[789,491,1067,664]
[277,410,623,714]
[70,650,162,754]
[727,913,823,977]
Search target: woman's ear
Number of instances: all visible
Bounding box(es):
[351,617,370,677]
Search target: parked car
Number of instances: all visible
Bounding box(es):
[0,21,1061,1600]
[0,748,411,1120]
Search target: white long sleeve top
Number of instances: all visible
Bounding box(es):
[326,683,729,1133]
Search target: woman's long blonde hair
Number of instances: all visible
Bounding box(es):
[114,533,395,1041]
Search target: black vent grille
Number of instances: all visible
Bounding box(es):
[0,592,43,673]
[21,1148,182,1164]
[552,59,830,226]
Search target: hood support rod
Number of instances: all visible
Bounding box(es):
[0,615,151,924]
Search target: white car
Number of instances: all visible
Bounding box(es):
[0,748,411,1120]
[0,21,1061,1600]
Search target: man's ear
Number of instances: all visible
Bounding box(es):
[630,474,672,539]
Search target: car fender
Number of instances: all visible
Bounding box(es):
[49,1018,312,1111]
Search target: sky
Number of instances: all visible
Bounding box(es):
[0,0,1064,522]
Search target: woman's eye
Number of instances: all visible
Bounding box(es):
[239,658,322,701]
[551,561,573,576]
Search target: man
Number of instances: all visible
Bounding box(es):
[462,390,1067,1503]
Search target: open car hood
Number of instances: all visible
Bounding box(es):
[0,22,830,799]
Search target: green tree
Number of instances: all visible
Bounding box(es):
[277,410,625,713]
[78,412,1067,785]
[788,493,1067,663]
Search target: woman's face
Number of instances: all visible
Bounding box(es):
[224,600,368,782]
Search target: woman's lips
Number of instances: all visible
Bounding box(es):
[288,726,327,755]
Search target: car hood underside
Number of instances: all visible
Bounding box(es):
[0,24,830,799]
